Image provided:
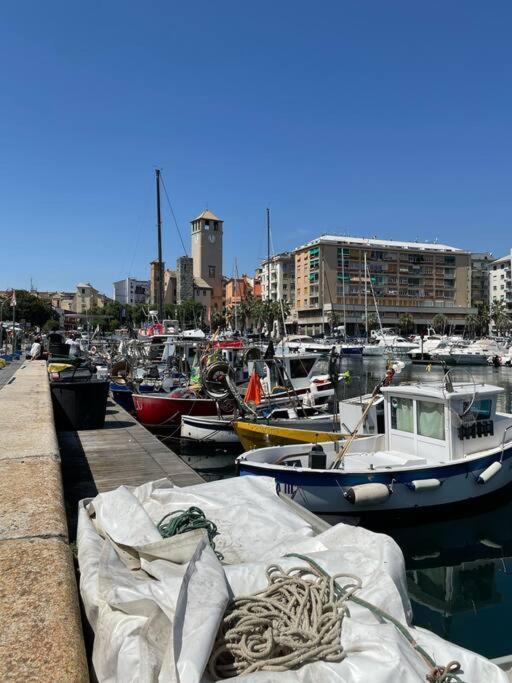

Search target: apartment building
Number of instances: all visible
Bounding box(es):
[489,252,512,312]
[471,252,493,308]
[75,283,110,314]
[260,252,295,303]
[113,278,150,306]
[294,235,474,334]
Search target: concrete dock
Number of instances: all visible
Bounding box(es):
[59,398,203,538]
[0,361,88,681]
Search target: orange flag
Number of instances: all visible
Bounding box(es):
[244,369,262,405]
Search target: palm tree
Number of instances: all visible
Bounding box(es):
[476,303,490,336]
[398,313,414,335]
[490,300,510,336]
[464,314,478,339]
[432,313,448,334]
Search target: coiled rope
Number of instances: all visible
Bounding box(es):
[208,563,361,678]
[157,506,223,560]
[286,553,465,683]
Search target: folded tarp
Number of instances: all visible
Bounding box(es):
[78,475,507,683]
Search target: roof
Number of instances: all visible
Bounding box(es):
[193,276,213,289]
[76,283,93,288]
[193,209,222,222]
[381,382,503,401]
[295,234,466,254]
[491,253,512,265]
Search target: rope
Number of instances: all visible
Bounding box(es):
[157,506,223,560]
[285,553,465,683]
[208,563,360,678]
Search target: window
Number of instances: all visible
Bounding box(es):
[208,266,216,278]
[463,399,492,421]
[417,401,445,440]
[204,220,210,230]
[390,397,413,432]
[289,358,316,378]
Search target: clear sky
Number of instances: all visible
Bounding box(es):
[1,1,511,295]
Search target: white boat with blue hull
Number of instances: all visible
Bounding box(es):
[237,379,512,514]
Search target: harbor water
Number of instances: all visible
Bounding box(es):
[163,357,512,660]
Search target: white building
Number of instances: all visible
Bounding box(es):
[260,252,295,303]
[489,252,512,311]
[113,278,150,306]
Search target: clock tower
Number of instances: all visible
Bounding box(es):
[191,209,223,310]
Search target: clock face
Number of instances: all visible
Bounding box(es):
[209,234,216,243]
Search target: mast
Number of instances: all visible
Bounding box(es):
[364,251,368,339]
[266,208,271,301]
[155,169,164,322]
[341,246,346,338]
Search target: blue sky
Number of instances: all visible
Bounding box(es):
[1,1,511,295]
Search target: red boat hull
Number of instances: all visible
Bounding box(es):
[133,393,221,427]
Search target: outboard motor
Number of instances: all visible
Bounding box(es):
[308,443,326,469]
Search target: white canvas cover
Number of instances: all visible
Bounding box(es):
[77,476,507,682]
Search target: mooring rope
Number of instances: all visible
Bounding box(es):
[208,553,465,681]
[286,553,465,683]
[157,506,223,560]
[208,563,361,678]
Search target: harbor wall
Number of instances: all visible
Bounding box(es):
[0,361,88,681]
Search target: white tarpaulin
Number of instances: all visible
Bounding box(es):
[77,476,507,683]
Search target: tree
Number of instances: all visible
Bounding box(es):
[210,307,227,331]
[476,303,490,336]
[398,313,414,335]
[432,313,448,334]
[11,290,57,328]
[464,314,478,339]
[43,319,60,332]
[490,300,510,336]
[366,313,379,332]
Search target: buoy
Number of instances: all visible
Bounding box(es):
[477,461,502,484]
[409,478,441,491]
[345,483,390,506]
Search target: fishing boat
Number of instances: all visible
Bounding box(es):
[133,388,229,428]
[232,394,384,449]
[237,377,512,515]
[181,405,341,445]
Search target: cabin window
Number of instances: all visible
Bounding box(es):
[463,399,492,421]
[417,401,445,440]
[390,397,413,432]
[289,358,316,378]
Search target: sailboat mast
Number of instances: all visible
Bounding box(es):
[342,246,347,338]
[266,208,271,301]
[364,251,368,339]
[156,169,164,322]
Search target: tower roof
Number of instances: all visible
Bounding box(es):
[192,209,222,222]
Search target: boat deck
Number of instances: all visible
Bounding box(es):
[59,398,203,538]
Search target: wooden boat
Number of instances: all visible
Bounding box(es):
[233,420,347,449]
[232,394,384,449]
[237,379,512,515]
[133,389,228,428]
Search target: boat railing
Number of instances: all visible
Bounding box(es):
[500,424,512,463]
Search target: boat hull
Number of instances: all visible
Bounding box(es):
[238,445,512,514]
[233,420,346,450]
[133,393,221,427]
[181,415,239,443]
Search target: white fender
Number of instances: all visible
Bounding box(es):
[410,478,441,491]
[345,483,390,506]
[477,461,502,484]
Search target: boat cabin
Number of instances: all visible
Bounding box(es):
[380,382,508,462]
[249,353,330,394]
